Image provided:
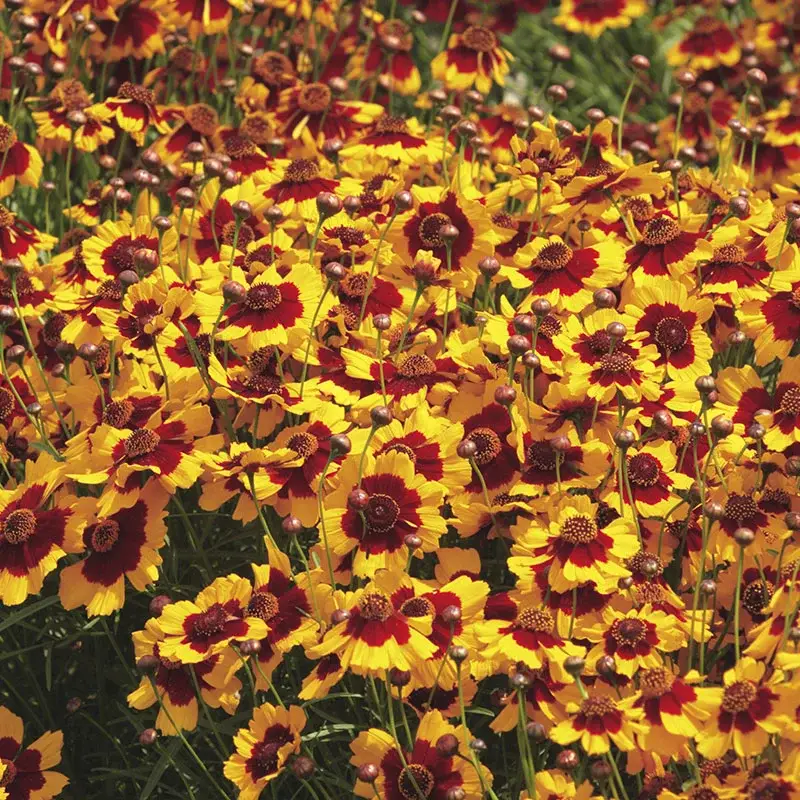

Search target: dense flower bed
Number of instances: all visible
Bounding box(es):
[0,0,799,798]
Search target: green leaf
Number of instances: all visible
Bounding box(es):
[140,738,182,800]
[0,595,59,634]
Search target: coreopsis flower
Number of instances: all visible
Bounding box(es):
[371,402,471,494]
[350,710,491,800]
[476,598,585,679]
[273,81,382,150]
[388,573,489,685]
[307,571,437,675]
[82,215,179,283]
[0,456,83,606]
[622,282,714,380]
[156,575,269,664]
[692,226,781,302]
[554,0,647,38]
[259,158,340,221]
[243,549,320,683]
[567,341,661,404]
[323,450,446,577]
[581,605,685,677]
[152,103,220,164]
[696,657,782,759]
[0,116,42,198]
[513,431,608,495]
[605,439,693,517]
[667,16,741,70]
[172,0,245,36]
[128,617,242,733]
[0,707,68,799]
[490,663,572,733]
[31,80,114,153]
[506,233,626,312]
[740,279,800,366]
[550,693,647,754]
[94,281,189,360]
[198,262,326,349]
[0,205,57,267]
[341,348,461,414]
[389,171,495,286]
[632,667,715,756]
[347,19,421,97]
[270,404,364,525]
[92,3,167,60]
[92,82,170,145]
[223,703,306,797]
[79,403,223,513]
[58,484,168,616]
[199,444,300,522]
[625,212,704,283]
[432,25,513,94]
[509,494,639,593]
[186,177,267,262]
[340,113,437,166]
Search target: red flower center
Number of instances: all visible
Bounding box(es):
[526,441,557,471]
[99,280,124,301]
[721,680,757,713]
[462,25,497,53]
[364,493,400,533]
[359,592,393,622]
[103,399,135,428]
[588,331,612,354]
[284,159,319,183]
[535,242,573,271]
[375,114,410,135]
[780,386,800,415]
[638,667,676,698]
[397,353,436,378]
[91,519,120,553]
[339,273,369,299]
[398,764,435,799]
[580,695,617,719]
[191,603,229,638]
[245,374,282,395]
[641,217,681,246]
[627,453,660,487]
[560,515,597,543]
[467,428,502,467]
[248,591,280,622]
[118,81,155,106]
[246,245,277,268]
[0,123,17,153]
[384,442,417,463]
[0,758,17,787]
[0,386,14,420]
[611,617,647,645]
[623,197,653,221]
[400,596,435,617]
[124,428,161,458]
[297,82,332,113]
[185,103,219,136]
[538,315,562,339]
[0,207,15,229]
[288,432,319,458]
[418,213,452,248]
[599,352,633,373]
[223,134,257,159]
[654,317,688,352]
[517,606,554,632]
[711,243,745,263]
[251,740,282,775]
[724,493,758,522]
[222,221,255,249]
[2,508,36,545]
[246,283,283,311]
[325,226,368,248]
[742,580,773,615]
